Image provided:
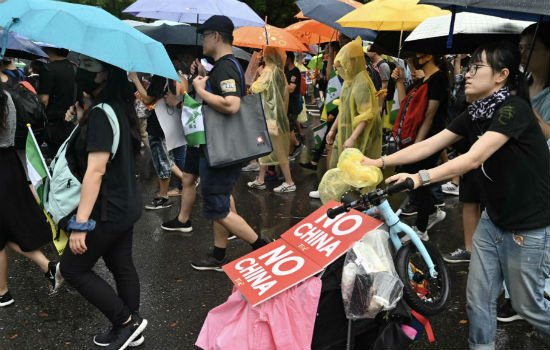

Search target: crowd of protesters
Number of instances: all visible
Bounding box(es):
[0,12,549,350]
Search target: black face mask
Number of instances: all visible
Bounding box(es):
[75,68,101,95]
[412,56,427,70]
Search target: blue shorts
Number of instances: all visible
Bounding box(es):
[148,135,174,179]
[183,146,241,219]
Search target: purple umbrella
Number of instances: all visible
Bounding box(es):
[123,0,265,28]
[0,29,48,60]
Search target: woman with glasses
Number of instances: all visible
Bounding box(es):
[362,40,550,350]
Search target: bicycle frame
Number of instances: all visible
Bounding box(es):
[365,200,439,279]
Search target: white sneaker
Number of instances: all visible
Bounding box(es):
[247,179,266,190]
[309,190,320,199]
[441,181,459,196]
[273,182,296,193]
[401,226,429,243]
[242,162,260,172]
[427,208,446,230]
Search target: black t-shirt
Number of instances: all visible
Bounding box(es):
[146,75,172,138]
[447,96,550,230]
[73,102,142,229]
[425,70,449,138]
[285,66,302,115]
[207,54,243,98]
[39,59,78,122]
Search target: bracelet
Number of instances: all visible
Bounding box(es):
[67,214,96,232]
[380,156,386,169]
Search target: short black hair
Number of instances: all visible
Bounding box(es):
[218,32,233,45]
[286,51,295,61]
[44,47,69,57]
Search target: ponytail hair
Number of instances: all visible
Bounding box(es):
[471,40,530,105]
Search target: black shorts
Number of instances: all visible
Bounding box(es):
[459,169,482,203]
[288,112,299,131]
[185,147,242,219]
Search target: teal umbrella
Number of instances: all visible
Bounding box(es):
[0,0,178,80]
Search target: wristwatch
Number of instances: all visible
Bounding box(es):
[418,170,431,186]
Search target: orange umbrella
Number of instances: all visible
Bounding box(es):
[233,24,309,52]
[286,20,337,45]
[295,0,361,19]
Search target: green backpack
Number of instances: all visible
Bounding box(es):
[43,103,120,232]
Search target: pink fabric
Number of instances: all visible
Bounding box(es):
[196,276,322,350]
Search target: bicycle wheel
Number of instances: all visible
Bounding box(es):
[395,241,451,316]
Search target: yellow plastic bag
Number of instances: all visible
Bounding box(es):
[337,148,383,190]
[319,168,353,204]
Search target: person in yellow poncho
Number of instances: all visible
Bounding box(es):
[247,47,296,193]
[326,37,383,169]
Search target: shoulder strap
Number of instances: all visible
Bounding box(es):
[92,103,120,159]
[224,57,246,97]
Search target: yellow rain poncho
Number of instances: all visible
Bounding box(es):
[329,37,382,169]
[251,47,290,166]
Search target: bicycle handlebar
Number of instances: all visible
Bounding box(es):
[327,205,351,219]
[385,178,415,196]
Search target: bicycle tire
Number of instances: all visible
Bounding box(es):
[395,241,451,316]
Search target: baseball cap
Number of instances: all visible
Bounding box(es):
[197,15,234,35]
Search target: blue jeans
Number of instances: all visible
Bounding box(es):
[148,135,174,179]
[170,145,187,172]
[467,210,550,350]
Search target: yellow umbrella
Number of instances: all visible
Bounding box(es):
[336,0,449,31]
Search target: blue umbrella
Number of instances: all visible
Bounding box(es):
[0,29,48,60]
[0,0,178,80]
[296,0,377,41]
[123,0,265,28]
[418,0,549,21]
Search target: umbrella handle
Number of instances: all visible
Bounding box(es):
[0,18,19,60]
[524,16,542,72]
[446,6,456,49]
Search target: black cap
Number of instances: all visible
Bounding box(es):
[197,15,234,34]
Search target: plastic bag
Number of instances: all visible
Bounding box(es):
[337,148,383,190]
[341,229,403,319]
[318,168,352,204]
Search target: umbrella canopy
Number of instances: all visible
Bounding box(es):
[123,0,265,28]
[403,13,533,54]
[295,0,362,20]
[297,0,377,41]
[134,20,202,46]
[337,0,450,31]
[286,20,337,45]
[0,0,178,80]
[418,0,550,21]
[307,54,324,70]
[232,46,252,61]
[370,31,414,57]
[0,29,48,60]
[233,25,309,52]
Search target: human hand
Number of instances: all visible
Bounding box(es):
[360,157,381,167]
[192,75,209,92]
[190,59,206,77]
[128,71,138,82]
[385,172,421,189]
[164,90,180,107]
[69,231,88,255]
[65,102,84,124]
[411,69,425,81]
[342,137,355,150]
[327,114,335,122]
[391,67,403,82]
[326,130,335,145]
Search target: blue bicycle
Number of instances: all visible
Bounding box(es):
[327,178,451,316]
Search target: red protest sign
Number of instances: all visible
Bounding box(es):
[222,239,323,306]
[223,201,383,307]
[281,200,383,267]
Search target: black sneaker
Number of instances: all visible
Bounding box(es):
[400,201,418,216]
[94,330,144,347]
[190,253,228,272]
[289,143,305,159]
[104,314,148,350]
[161,217,192,233]
[443,247,471,263]
[299,162,318,170]
[497,299,523,323]
[45,261,64,294]
[144,197,172,210]
[0,291,14,307]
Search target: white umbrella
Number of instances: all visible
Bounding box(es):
[403,12,533,54]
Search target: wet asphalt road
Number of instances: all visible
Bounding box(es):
[1,109,547,350]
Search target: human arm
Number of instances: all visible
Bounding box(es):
[343,120,366,149]
[326,115,339,145]
[391,67,406,105]
[386,131,509,189]
[193,76,241,115]
[69,151,109,255]
[414,99,440,142]
[39,94,49,106]
[534,109,550,140]
[129,72,157,105]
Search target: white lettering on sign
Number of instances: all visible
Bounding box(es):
[272,256,304,276]
[332,215,363,236]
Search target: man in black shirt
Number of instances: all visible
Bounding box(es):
[285,52,305,158]
[185,15,269,271]
[39,47,78,158]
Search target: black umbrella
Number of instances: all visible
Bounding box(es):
[370,31,414,58]
[133,21,202,46]
[296,0,377,41]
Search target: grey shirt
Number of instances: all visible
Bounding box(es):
[377,61,391,82]
[0,92,16,148]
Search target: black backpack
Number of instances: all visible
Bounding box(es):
[366,61,382,91]
[5,81,48,149]
[378,59,398,102]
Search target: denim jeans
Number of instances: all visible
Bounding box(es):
[148,135,174,179]
[467,210,550,350]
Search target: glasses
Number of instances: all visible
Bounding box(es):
[201,31,216,38]
[466,64,492,76]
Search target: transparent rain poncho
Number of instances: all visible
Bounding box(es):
[251,46,291,166]
[329,37,383,169]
